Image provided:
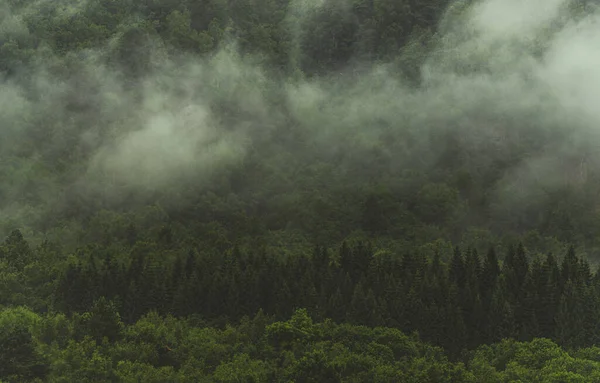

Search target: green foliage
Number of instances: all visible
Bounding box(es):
[0,229,33,272]
[2,0,600,381]
[115,361,179,383]
[469,338,600,382]
[213,353,273,382]
[1,305,600,381]
[0,307,47,381]
[74,297,124,344]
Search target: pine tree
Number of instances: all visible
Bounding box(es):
[125,223,137,246]
[122,280,142,324]
[515,275,538,341]
[443,282,467,356]
[503,243,529,302]
[403,286,424,333]
[449,246,465,289]
[348,281,370,325]
[486,285,515,343]
[184,249,196,278]
[225,275,240,319]
[206,270,225,317]
[140,257,163,314]
[275,281,293,319]
[312,245,329,272]
[82,256,101,311]
[327,287,345,323]
[171,279,190,317]
[429,250,445,282]
[370,295,389,328]
[513,243,529,289]
[77,297,124,343]
[299,271,319,315]
[55,263,82,314]
[353,241,372,281]
[464,248,481,312]
[466,294,484,348]
[401,251,418,288]
[579,258,592,286]
[257,266,275,312]
[127,245,146,283]
[480,246,500,309]
[465,247,481,285]
[561,245,579,286]
[100,253,119,300]
[187,269,203,315]
[0,229,33,271]
[555,281,585,349]
[339,241,352,274]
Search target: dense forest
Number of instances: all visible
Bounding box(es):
[3,0,600,381]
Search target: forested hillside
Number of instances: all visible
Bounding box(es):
[3,0,600,381]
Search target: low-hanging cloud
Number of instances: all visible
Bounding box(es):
[2,0,600,242]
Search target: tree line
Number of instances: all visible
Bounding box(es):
[35,231,597,356]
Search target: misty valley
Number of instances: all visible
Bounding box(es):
[3,0,600,381]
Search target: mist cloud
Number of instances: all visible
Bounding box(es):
[2,0,600,242]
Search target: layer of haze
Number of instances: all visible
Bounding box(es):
[1,0,600,241]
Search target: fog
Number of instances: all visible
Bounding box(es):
[1,0,600,246]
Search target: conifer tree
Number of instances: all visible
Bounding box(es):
[449,246,465,289]
[561,245,579,286]
[480,246,500,308]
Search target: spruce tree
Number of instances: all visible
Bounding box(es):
[449,246,465,289]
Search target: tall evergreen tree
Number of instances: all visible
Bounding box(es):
[480,246,500,307]
[449,246,465,289]
[561,245,579,286]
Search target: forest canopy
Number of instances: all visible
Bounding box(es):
[3,0,600,381]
